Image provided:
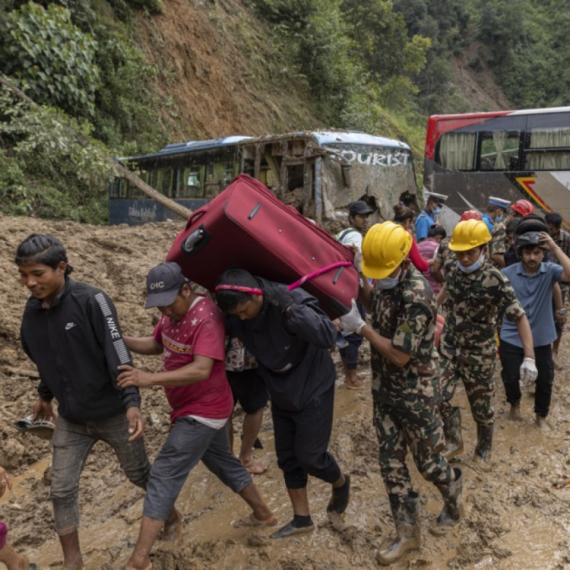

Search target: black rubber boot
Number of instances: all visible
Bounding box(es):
[377,492,421,565]
[442,407,464,459]
[430,467,463,536]
[327,474,350,515]
[473,423,493,471]
[270,515,314,539]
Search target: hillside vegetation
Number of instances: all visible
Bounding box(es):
[0,0,567,223]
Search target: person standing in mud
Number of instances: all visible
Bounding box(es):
[15,234,153,570]
[118,263,276,570]
[215,268,350,539]
[500,231,570,427]
[340,221,462,565]
[436,220,536,470]
[335,200,374,390]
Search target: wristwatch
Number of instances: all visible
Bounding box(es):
[556,308,568,315]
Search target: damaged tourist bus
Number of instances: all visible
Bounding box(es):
[424,107,570,230]
[108,131,418,225]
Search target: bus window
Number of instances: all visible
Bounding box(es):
[529,126,570,149]
[436,133,476,170]
[526,152,570,170]
[479,131,520,171]
[178,166,203,198]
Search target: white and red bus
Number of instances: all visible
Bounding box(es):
[424,107,570,230]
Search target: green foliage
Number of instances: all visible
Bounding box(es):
[2,2,101,117]
[0,85,113,222]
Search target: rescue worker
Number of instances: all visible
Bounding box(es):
[482,197,509,234]
[500,231,570,426]
[415,193,447,242]
[335,200,373,389]
[436,220,536,469]
[490,199,534,268]
[340,221,462,565]
[432,210,482,284]
[215,269,350,539]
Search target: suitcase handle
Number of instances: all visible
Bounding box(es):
[287,261,353,291]
[181,224,211,255]
[186,207,208,227]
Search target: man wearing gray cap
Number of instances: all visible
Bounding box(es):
[119,262,275,570]
[415,193,447,242]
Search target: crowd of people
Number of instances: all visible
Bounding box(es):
[2,191,569,568]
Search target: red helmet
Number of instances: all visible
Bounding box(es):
[511,199,534,217]
[460,210,483,222]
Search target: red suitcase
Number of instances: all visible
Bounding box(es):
[166,175,358,318]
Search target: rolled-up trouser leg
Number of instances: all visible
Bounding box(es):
[50,416,97,535]
[143,418,220,522]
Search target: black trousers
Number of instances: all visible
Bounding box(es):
[272,385,341,489]
[500,341,554,418]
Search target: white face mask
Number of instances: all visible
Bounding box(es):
[378,267,402,289]
[457,252,485,274]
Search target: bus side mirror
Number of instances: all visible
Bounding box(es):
[341,164,352,189]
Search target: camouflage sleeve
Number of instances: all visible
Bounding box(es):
[497,277,525,322]
[434,241,445,266]
[392,302,433,356]
[490,225,508,257]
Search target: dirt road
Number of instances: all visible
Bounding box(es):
[1,214,569,569]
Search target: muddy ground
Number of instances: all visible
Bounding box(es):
[1,214,570,569]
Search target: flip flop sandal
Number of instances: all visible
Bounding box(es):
[14,415,55,440]
[230,513,278,528]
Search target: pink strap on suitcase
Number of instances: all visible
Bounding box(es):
[287,261,353,291]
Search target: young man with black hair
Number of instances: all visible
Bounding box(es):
[500,232,570,426]
[15,234,150,570]
[215,269,350,539]
[335,200,373,390]
[118,262,275,570]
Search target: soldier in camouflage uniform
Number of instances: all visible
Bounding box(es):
[432,210,482,284]
[490,199,534,268]
[438,220,536,470]
[341,221,462,566]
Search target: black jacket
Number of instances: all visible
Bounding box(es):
[20,278,141,422]
[226,278,337,412]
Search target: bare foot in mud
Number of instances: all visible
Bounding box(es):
[536,415,552,430]
[160,508,183,542]
[241,457,268,475]
[344,370,365,390]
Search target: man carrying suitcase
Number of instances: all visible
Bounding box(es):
[215,269,351,538]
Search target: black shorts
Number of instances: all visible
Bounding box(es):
[227,369,269,414]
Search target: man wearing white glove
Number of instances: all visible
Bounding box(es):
[501,229,570,428]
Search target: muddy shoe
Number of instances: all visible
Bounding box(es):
[327,474,350,515]
[377,493,421,566]
[442,407,464,460]
[509,402,523,421]
[270,517,314,539]
[473,423,493,472]
[536,415,551,430]
[430,467,463,536]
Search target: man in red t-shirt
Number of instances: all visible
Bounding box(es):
[118,263,275,570]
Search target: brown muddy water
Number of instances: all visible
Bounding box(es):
[1,215,569,569]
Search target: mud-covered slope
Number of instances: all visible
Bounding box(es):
[1,215,570,569]
[135,0,321,142]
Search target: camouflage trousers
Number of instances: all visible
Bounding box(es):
[439,353,496,426]
[373,388,453,497]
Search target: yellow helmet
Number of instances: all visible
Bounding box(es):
[449,220,491,252]
[361,221,413,279]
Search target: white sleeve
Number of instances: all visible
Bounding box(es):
[341,231,363,249]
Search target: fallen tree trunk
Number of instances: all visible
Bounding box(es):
[0,75,192,221]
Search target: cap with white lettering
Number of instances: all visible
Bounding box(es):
[145,262,186,309]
